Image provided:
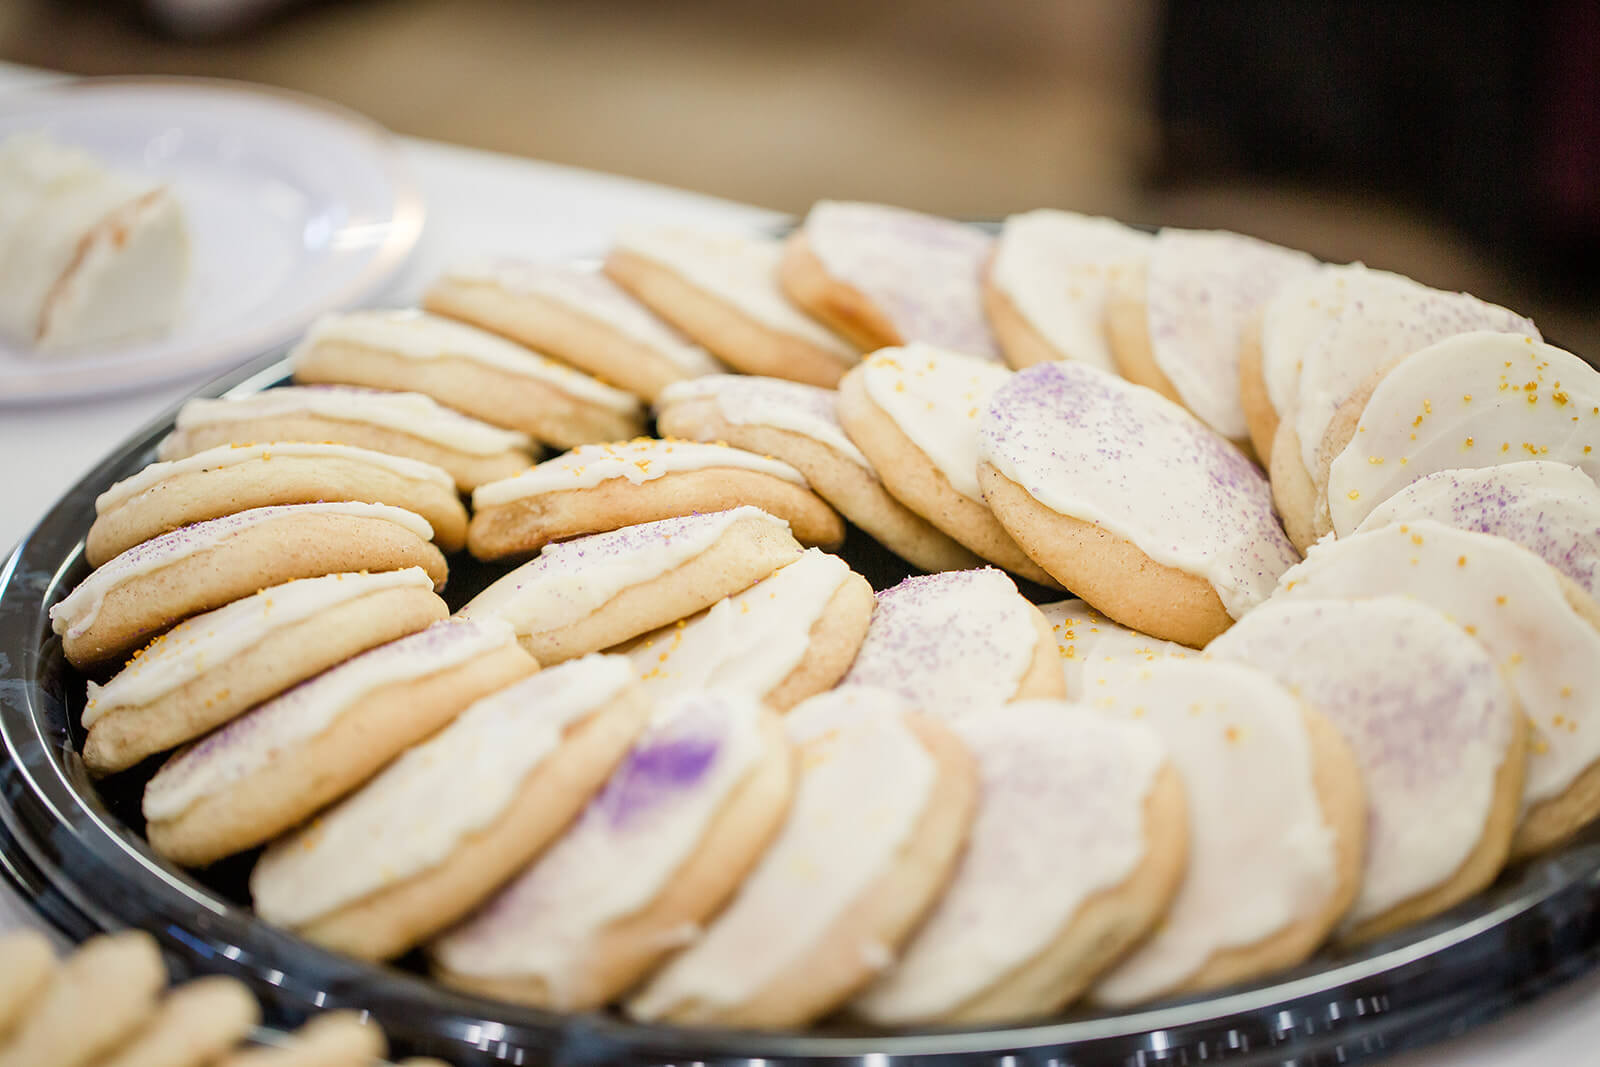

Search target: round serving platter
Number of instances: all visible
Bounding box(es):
[4,346,1600,1066]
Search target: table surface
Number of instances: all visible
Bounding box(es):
[1,60,1595,1067]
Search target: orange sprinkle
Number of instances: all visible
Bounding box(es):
[1347,489,1360,500]
[1457,555,1467,567]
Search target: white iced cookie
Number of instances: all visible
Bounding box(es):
[1209,597,1525,943]
[251,655,650,960]
[158,385,534,492]
[654,374,982,573]
[1355,462,1600,599]
[1089,659,1365,1005]
[1037,599,1191,699]
[1106,228,1317,444]
[781,200,1000,360]
[853,702,1185,1025]
[429,690,793,1011]
[606,227,858,387]
[978,360,1300,646]
[459,507,804,665]
[0,133,188,351]
[424,258,723,402]
[1274,520,1600,856]
[628,705,977,1029]
[839,569,1065,718]
[836,344,1059,585]
[291,308,646,449]
[619,548,875,712]
[1323,331,1600,537]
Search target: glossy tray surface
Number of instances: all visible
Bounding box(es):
[4,348,1600,1066]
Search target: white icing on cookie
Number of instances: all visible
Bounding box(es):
[428,690,767,1005]
[784,684,914,741]
[859,343,1013,501]
[1259,263,1403,423]
[1291,287,1536,477]
[979,361,1299,618]
[292,309,641,413]
[614,227,854,357]
[840,569,1037,719]
[97,441,455,514]
[1355,462,1600,598]
[443,259,722,375]
[1037,599,1191,699]
[855,702,1165,1022]
[163,386,532,457]
[141,617,518,822]
[82,568,438,725]
[989,209,1152,373]
[251,654,636,926]
[458,507,790,636]
[1143,229,1318,440]
[471,437,807,509]
[629,709,935,1019]
[1327,332,1600,534]
[50,502,436,640]
[627,549,854,700]
[1275,520,1600,811]
[1208,597,1517,930]
[805,201,999,360]
[1089,659,1337,1005]
[656,374,870,468]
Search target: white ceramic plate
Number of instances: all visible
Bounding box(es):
[0,77,424,404]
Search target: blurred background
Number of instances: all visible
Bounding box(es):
[3,0,1595,352]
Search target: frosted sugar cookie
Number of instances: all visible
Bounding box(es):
[143,617,537,867]
[0,931,54,1042]
[51,502,448,669]
[978,361,1299,647]
[1354,462,1600,598]
[0,931,166,1067]
[1105,228,1317,446]
[840,569,1065,718]
[1038,599,1191,699]
[467,437,844,560]
[1272,288,1536,550]
[159,385,533,492]
[99,977,259,1067]
[605,227,858,387]
[424,259,722,402]
[290,309,646,448]
[87,441,468,564]
[460,507,803,665]
[430,690,794,1011]
[983,209,1153,372]
[253,655,649,960]
[628,705,976,1028]
[655,374,982,573]
[780,200,1000,359]
[854,702,1185,1025]
[1274,521,1600,856]
[1209,597,1525,943]
[619,549,874,711]
[1321,331,1600,538]
[837,344,1059,586]
[1089,660,1365,1005]
[81,568,447,776]
[216,1012,385,1067]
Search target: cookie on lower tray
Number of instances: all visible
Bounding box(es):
[0,931,55,1044]
[82,568,448,776]
[216,1011,386,1067]
[291,309,646,449]
[143,617,537,867]
[0,931,165,1067]
[430,690,794,1012]
[655,374,981,573]
[52,501,448,669]
[252,655,649,960]
[99,977,260,1067]
[159,385,534,493]
[467,437,843,560]
[459,506,804,665]
[87,440,469,564]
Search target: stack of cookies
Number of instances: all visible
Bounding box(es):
[48,200,1600,1034]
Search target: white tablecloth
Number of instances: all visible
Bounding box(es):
[1,61,1595,1067]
